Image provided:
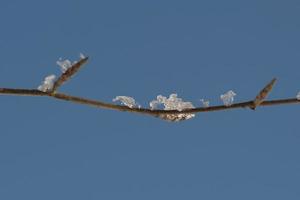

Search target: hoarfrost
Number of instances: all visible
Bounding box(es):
[57,58,72,73]
[57,53,86,73]
[37,74,56,92]
[113,96,139,108]
[220,90,236,106]
[297,92,300,100]
[150,94,194,111]
[200,99,210,107]
[79,53,86,59]
[150,94,195,121]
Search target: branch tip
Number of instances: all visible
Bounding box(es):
[51,56,89,92]
[250,78,277,110]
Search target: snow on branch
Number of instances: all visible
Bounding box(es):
[37,74,56,92]
[200,99,210,108]
[296,92,300,100]
[113,96,140,108]
[150,94,195,121]
[52,54,88,92]
[220,90,236,106]
[1,54,300,122]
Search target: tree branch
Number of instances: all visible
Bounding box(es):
[0,88,299,120]
[1,55,299,122]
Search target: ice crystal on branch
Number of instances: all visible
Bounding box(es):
[150,94,195,121]
[79,53,86,59]
[37,74,56,92]
[200,99,210,107]
[158,112,195,122]
[297,92,300,100]
[150,94,194,111]
[57,58,72,73]
[220,90,236,106]
[57,54,87,73]
[113,96,139,108]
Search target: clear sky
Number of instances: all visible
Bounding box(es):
[0,0,300,199]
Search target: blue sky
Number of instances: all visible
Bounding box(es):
[0,0,300,199]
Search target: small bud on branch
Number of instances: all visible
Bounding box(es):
[250,78,277,110]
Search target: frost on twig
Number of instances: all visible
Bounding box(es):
[52,54,88,92]
[37,74,56,92]
[150,94,195,121]
[297,92,300,100]
[250,78,277,110]
[200,99,210,108]
[113,96,140,108]
[57,59,72,73]
[220,90,236,106]
[57,53,87,73]
[2,52,300,123]
[79,53,86,59]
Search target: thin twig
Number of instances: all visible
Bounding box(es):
[0,88,299,118]
[1,55,299,121]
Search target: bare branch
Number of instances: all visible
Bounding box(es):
[0,88,47,96]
